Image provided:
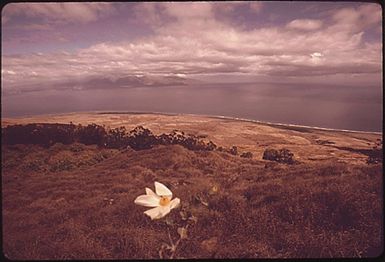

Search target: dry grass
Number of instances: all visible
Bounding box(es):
[2,141,383,259]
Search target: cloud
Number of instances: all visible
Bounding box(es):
[329,4,381,34]
[2,70,16,75]
[264,60,381,77]
[212,1,262,14]
[163,2,213,19]
[212,2,240,14]
[53,74,189,92]
[249,2,263,13]
[286,19,323,30]
[132,2,169,28]
[2,2,116,24]
[1,2,381,94]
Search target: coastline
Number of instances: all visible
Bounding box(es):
[2,110,382,135]
[97,111,383,135]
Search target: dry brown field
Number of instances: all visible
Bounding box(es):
[2,112,383,259]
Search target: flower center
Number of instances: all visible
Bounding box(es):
[159,196,171,206]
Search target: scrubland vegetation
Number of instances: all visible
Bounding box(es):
[2,123,251,155]
[2,123,383,259]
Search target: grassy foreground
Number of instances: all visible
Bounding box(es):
[2,138,383,259]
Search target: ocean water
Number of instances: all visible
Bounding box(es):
[2,83,382,132]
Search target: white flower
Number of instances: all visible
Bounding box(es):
[134,181,180,220]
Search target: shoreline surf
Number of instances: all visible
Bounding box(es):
[1,110,382,135]
[96,111,383,135]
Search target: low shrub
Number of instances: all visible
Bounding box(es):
[263,148,295,164]
[240,152,253,158]
[2,124,228,153]
[366,143,382,164]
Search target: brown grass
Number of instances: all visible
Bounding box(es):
[2,140,383,259]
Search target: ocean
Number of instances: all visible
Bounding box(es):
[2,83,382,132]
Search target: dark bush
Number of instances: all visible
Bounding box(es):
[217,146,224,152]
[367,149,383,164]
[127,126,158,150]
[1,123,76,147]
[105,127,129,149]
[263,148,295,164]
[206,141,217,151]
[367,140,382,164]
[155,130,218,152]
[1,124,230,154]
[240,152,253,158]
[229,146,238,155]
[76,124,107,146]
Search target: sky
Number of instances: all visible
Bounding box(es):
[2,1,382,92]
[1,2,383,131]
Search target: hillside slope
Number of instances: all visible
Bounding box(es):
[2,140,382,259]
[2,112,382,164]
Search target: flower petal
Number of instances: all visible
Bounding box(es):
[144,206,162,220]
[169,197,180,210]
[134,194,160,207]
[157,205,171,219]
[154,181,172,197]
[145,187,157,197]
